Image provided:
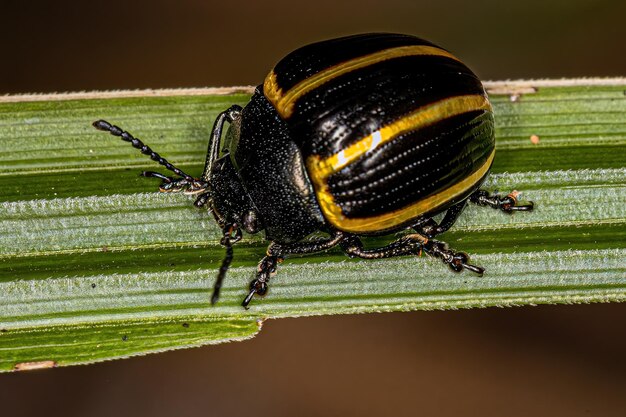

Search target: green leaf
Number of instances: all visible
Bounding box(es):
[1,81,625,371]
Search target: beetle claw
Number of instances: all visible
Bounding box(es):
[460,261,485,276]
[422,240,484,276]
[505,201,534,212]
[242,256,277,307]
[242,278,268,308]
[242,287,256,309]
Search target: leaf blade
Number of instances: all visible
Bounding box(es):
[1,81,625,370]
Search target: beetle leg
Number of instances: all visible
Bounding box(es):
[470,190,534,213]
[200,105,243,182]
[416,201,468,238]
[193,192,211,208]
[341,233,484,275]
[242,230,345,307]
[419,237,484,275]
[340,234,419,259]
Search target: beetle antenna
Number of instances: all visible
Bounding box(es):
[211,225,243,304]
[92,120,196,182]
[211,241,233,305]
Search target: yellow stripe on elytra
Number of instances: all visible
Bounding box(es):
[311,94,492,179]
[264,45,461,119]
[308,150,495,233]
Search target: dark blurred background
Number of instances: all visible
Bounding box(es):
[1,1,625,416]
[2,0,625,94]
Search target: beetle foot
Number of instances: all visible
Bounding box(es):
[470,190,534,213]
[242,256,279,308]
[423,240,484,276]
[141,171,209,195]
[242,279,268,308]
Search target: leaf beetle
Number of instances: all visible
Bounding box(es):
[93,33,533,307]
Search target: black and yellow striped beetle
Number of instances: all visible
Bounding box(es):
[93,33,533,307]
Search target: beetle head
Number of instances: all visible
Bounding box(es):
[205,154,262,235]
[203,153,263,305]
[92,118,260,305]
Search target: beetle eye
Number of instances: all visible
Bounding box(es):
[242,210,261,234]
